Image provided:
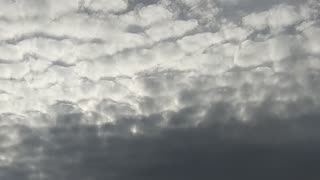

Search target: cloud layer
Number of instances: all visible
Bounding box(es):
[1,0,320,179]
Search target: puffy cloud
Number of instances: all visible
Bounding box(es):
[146,19,198,41]
[83,0,128,13]
[303,26,320,55]
[1,0,320,179]
[243,4,303,32]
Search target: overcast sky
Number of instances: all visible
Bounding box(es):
[0,0,320,179]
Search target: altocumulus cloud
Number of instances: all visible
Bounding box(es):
[0,0,320,179]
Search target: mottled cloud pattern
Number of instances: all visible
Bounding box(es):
[0,0,320,179]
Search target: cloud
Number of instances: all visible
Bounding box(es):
[2,99,320,180]
[1,0,320,179]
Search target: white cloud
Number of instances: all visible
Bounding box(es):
[146,19,198,41]
[0,0,317,123]
[243,4,304,32]
[177,32,224,53]
[303,26,320,55]
[86,0,128,13]
[136,4,174,26]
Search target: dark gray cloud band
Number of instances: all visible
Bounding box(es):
[2,98,320,180]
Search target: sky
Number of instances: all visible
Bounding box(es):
[0,0,320,179]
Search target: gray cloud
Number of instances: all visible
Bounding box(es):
[2,99,320,180]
